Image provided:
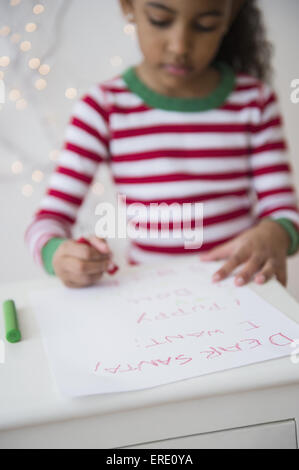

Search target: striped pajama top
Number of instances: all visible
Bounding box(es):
[24,61,299,268]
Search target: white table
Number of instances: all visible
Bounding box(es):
[0,274,299,449]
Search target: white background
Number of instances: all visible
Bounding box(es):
[0,0,298,300]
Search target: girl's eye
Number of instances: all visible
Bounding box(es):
[194,24,217,32]
[148,18,217,32]
[149,18,171,28]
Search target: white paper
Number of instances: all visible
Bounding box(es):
[28,256,299,397]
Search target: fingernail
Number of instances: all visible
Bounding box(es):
[94,240,110,253]
[236,277,244,286]
[212,273,221,282]
[108,260,115,270]
[256,275,265,284]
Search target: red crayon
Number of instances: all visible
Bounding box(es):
[76,237,119,276]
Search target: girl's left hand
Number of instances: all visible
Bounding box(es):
[199,219,290,287]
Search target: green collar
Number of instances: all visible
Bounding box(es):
[122,62,235,112]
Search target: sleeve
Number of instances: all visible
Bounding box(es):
[248,81,299,252]
[24,84,111,269]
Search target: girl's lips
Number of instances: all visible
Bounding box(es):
[163,64,193,76]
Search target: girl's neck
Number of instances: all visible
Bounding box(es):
[135,62,221,99]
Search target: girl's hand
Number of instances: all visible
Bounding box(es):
[52,236,112,288]
[199,219,290,287]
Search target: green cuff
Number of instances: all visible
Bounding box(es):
[41,237,68,275]
[269,218,299,256]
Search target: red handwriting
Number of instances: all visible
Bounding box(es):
[127,288,193,304]
[136,331,294,353]
[137,308,192,324]
[200,333,294,360]
[136,300,242,325]
[93,333,294,376]
[269,333,294,346]
[239,338,262,349]
[94,354,192,375]
[143,330,225,349]
[200,341,260,360]
[192,302,225,312]
[239,321,260,331]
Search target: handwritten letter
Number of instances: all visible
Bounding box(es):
[29,257,299,397]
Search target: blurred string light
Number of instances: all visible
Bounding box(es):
[0,56,10,67]
[65,87,77,100]
[92,182,105,196]
[1,1,109,201]
[15,98,27,110]
[33,4,45,15]
[35,78,47,90]
[123,23,136,39]
[49,149,59,161]
[0,1,49,195]
[32,170,44,182]
[8,88,21,101]
[11,161,23,174]
[28,57,40,69]
[25,22,37,33]
[22,184,33,197]
[0,26,11,37]
[20,40,32,52]
[10,33,21,44]
[39,63,50,75]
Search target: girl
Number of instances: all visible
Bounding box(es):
[24,0,299,289]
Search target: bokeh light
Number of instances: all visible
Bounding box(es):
[33,4,45,15]
[20,41,32,52]
[28,57,41,69]
[65,87,77,99]
[35,78,47,90]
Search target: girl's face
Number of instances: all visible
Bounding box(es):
[121,0,232,93]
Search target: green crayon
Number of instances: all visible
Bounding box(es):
[3,299,21,343]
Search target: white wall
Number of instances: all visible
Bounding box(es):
[0,0,298,298]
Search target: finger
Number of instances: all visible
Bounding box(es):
[88,236,111,255]
[66,240,110,261]
[63,282,79,289]
[88,271,105,284]
[63,256,110,276]
[63,278,96,289]
[253,258,277,285]
[200,240,234,261]
[255,259,287,287]
[62,278,86,289]
[89,236,118,272]
[233,254,264,286]
[62,269,104,287]
[212,249,248,282]
[276,266,287,287]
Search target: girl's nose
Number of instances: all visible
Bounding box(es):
[166,25,192,59]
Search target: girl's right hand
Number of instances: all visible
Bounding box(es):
[52,236,112,288]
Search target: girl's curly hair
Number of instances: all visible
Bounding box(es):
[214,0,274,84]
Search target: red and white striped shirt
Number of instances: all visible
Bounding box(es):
[24,64,299,268]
